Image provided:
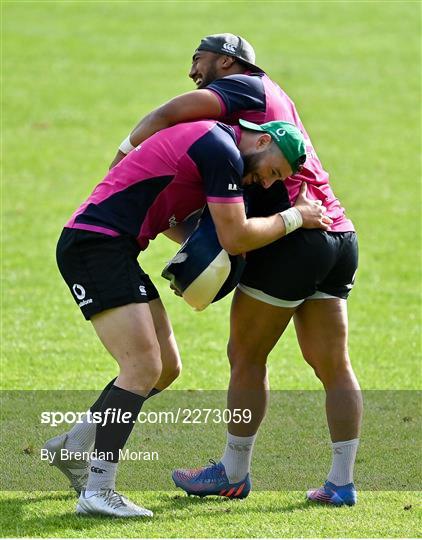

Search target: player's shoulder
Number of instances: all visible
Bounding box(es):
[208,123,241,157]
[188,122,242,172]
[194,121,239,152]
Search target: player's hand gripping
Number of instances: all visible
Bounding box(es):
[170,282,183,297]
[294,182,332,230]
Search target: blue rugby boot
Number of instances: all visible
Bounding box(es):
[307,480,357,506]
[172,459,251,499]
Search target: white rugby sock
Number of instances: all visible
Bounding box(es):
[220,432,256,483]
[327,438,359,486]
[85,459,118,495]
[65,410,96,453]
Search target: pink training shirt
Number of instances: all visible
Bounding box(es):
[65,121,244,250]
[206,72,354,232]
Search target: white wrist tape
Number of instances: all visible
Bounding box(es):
[118,135,135,154]
[279,207,303,235]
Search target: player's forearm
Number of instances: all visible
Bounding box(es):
[127,91,221,147]
[218,214,287,256]
[110,91,221,169]
[225,198,331,255]
[109,149,127,169]
[129,109,171,147]
[109,110,170,169]
[210,183,331,256]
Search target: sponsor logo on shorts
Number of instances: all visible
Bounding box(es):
[228,183,238,191]
[72,283,93,308]
[78,298,93,307]
[139,285,147,296]
[72,284,86,300]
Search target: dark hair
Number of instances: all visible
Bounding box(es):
[295,154,307,172]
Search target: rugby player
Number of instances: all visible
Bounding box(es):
[46,118,329,517]
[112,34,362,506]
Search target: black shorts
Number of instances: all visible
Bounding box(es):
[56,228,159,320]
[239,230,358,307]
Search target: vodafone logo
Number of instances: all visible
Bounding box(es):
[72,283,93,308]
[276,128,286,137]
[72,284,86,300]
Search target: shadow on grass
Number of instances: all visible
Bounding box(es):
[154,492,313,517]
[0,491,320,537]
[0,492,81,537]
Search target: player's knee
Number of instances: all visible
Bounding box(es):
[227,341,268,370]
[119,343,163,388]
[128,361,162,387]
[304,353,353,386]
[325,362,357,389]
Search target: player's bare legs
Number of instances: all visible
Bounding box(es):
[226,289,295,436]
[51,298,180,464]
[172,289,295,498]
[91,302,162,395]
[173,294,360,504]
[148,297,182,391]
[74,302,166,516]
[293,298,362,441]
[214,290,294,487]
[47,299,180,515]
[294,298,361,504]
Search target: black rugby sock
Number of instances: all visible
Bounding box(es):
[94,385,146,463]
[90,377,117,413]
[65,377,118,453]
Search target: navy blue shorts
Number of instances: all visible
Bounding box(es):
[239,229,358,307]
[56,228,159,320]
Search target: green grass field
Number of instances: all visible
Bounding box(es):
[2,0,421,537]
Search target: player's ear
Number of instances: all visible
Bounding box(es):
[256,133,272,151]
[219,55,236,70]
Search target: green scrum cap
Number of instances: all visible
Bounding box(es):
[239,119,307,174]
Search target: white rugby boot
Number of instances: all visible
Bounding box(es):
[43,433,89,495]
[76,489,153,517]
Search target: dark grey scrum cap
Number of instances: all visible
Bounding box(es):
[195,33,264,72]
